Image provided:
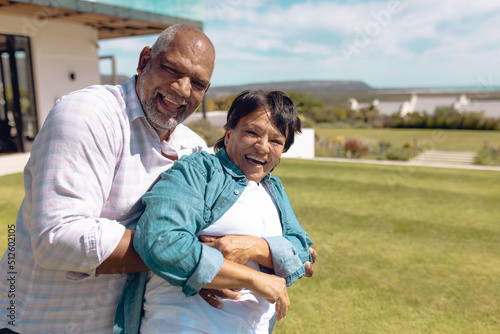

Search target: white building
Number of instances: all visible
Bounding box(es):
[0,0,203,153]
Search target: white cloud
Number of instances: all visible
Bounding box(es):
[98,0,500,87]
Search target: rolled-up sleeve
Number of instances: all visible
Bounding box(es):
[261,176,314,286]
[134,160,224,297]
[263,236,306,286]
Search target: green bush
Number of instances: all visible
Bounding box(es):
[384,147,418,161]
[343,139,367,158]
[474,146,500,166]
[186,119,225,147]
[287,91,326,123]
[390,108,500,130]
[333,109,347,121]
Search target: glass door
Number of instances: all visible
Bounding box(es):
[0,34,38,153]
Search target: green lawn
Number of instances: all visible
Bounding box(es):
[0,173,24,250]
[272,159,500,333]
[1,159,499,333]
[315,128,500,152]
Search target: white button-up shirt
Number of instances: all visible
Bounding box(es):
[0,76,207,333]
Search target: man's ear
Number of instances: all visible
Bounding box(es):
[204,82,211,94]
[137,46,152,74]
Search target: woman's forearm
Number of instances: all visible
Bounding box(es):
[204,258,290,321]
[204,258,256,290]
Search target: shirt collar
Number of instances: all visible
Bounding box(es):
[120,75,145,122]
[216,147,271,183]
[119,75,206,157]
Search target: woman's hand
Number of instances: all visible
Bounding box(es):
[204,259,290,321]
[250,271,290,321]
[199,235,273,310]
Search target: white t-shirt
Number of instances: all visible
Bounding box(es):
[141,181,283,334]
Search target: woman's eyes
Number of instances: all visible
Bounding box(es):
[244,131,284,146]
[272,140,284,146]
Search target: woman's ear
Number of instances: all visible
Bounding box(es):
[137,46,152,74]
[224,129,232,145]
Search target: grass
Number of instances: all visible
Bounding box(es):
[272,159,500,333]
[1,159,499,333]
[0,173,24,250]
[314,128,500,152]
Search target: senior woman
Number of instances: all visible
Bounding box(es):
[116,90,313,334]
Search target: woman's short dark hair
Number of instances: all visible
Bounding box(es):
[214,90,301,153]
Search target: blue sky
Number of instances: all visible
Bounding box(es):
[98,0,500,89]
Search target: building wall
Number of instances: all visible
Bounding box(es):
[281,128,315,159]
[0,13,100,126]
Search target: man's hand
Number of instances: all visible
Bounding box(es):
[304,247,317,278]
[199,288,241,309]
[200,235,272,267]
[199,235,273,310]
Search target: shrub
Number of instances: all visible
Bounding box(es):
[333,109,347,121]
[475,146,500,166]
[345,139,368,158]
[389,107,500,130]
[186,119,225,147]
[385,147,416,161]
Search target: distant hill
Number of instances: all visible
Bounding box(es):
[100,76,373,97]
[207,80,374,97]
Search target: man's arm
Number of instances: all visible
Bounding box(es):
[28,91,128,275]
[96,229,149,274]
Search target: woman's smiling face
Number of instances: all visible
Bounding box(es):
[224,108,286,183]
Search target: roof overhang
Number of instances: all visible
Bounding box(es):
[0,0,203,39]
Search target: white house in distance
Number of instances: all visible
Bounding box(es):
[349,93,500,118]
[0,0,204,154]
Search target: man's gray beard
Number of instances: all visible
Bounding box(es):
[142,93,188,133]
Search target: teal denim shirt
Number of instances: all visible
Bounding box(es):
[114,148,313,333]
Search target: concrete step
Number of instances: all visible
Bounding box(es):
[413,156,475,162]
[411,150,476,165]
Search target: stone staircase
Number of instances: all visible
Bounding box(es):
[410,150,476,165]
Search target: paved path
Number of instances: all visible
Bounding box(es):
[314,156,500,171]
[0,153,30,177]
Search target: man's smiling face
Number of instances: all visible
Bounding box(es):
[136,29,213,140]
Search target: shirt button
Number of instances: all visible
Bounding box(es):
[234,190,239,195]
